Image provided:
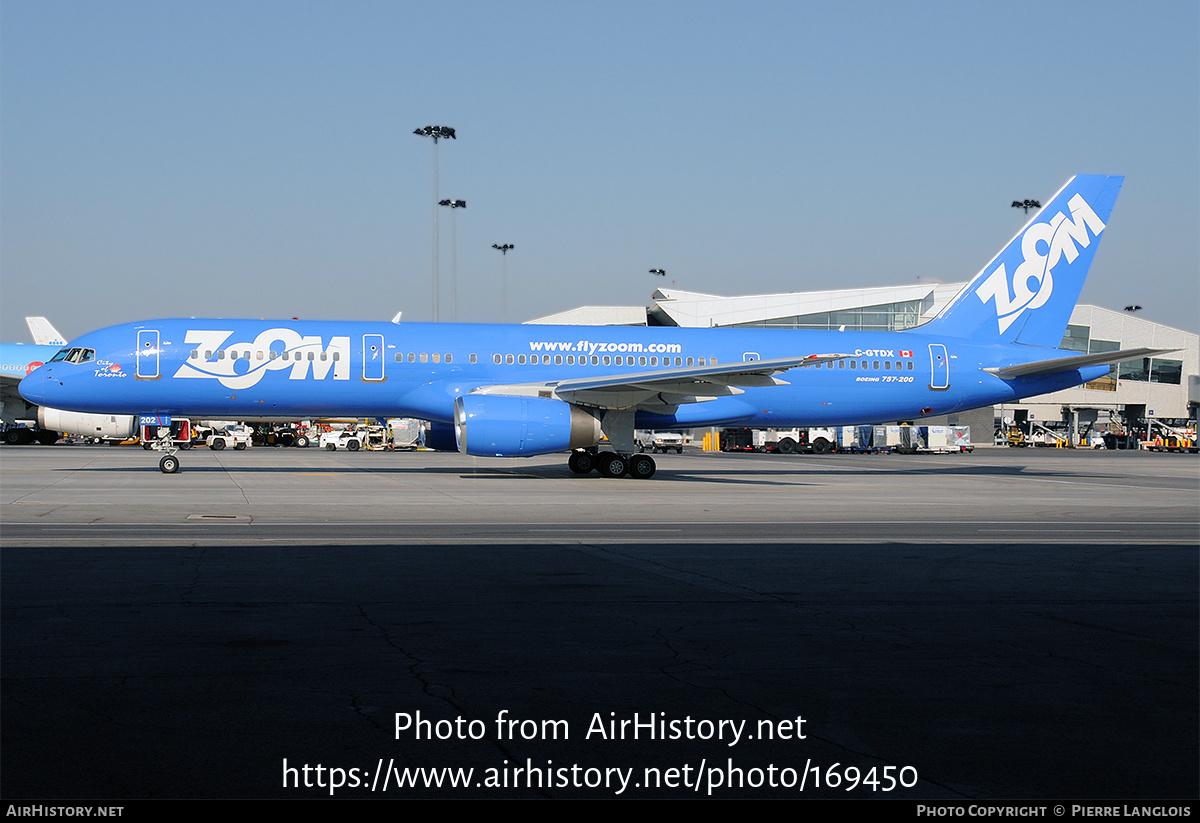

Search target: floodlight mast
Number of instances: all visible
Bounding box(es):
[492,244,515,323]
[439,199,466,322]
[414,126,456,321]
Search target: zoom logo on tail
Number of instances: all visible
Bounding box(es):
[921,175,1123,348]
[974,193,1107,333]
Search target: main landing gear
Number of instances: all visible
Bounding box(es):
[568,449,656,479]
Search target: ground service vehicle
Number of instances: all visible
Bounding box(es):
[206,425,252,451]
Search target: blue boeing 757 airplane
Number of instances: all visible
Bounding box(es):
[20,175,1172,476]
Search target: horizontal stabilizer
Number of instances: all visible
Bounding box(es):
[983,347,1177,379]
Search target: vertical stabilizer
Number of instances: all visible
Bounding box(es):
[918,175,1123,347]
[26,317,66,347]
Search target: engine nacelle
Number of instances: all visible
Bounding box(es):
[455,395,601,457]
[38,407,137,440]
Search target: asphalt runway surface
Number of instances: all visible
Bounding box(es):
[2,445,1196,799]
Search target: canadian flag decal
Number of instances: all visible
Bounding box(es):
[899,350,913,358]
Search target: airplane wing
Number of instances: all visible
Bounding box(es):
[471,353,852,410]
[983,347,1178,379]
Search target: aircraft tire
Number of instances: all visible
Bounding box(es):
[600,453,628,478]
[568,451,595,474]
[159,455,179,474]
[211,439,226,451]
[4,429,22,445]
[628,454,656,479]
[295,435,310,448]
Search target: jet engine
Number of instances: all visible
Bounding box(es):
[454,395,601,457]
[38,407,137,440]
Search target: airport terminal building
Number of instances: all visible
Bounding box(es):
[530,283,1199,442]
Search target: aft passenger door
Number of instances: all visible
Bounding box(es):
[929,343,949,391]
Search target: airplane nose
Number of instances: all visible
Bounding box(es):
[18,370,45,405]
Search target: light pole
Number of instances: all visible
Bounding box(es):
[414,126,455,321]
[439,199,466,322]
[1011,199,1041,214]
[492,244,515,323]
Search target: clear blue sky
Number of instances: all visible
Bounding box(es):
[3,1,1197,340]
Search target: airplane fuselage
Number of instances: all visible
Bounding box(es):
[19,318,1104,429]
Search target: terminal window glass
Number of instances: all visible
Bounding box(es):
[1060,325,1090,353]
[1118,359,1150,382]
[1150,358,1182,385]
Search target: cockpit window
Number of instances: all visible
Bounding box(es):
[48,347,96,364]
